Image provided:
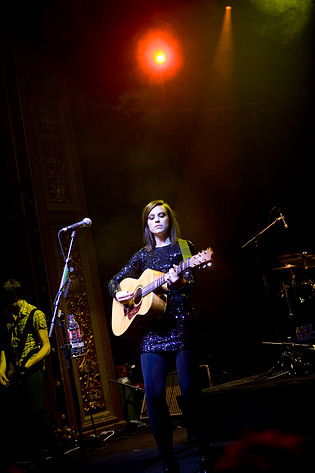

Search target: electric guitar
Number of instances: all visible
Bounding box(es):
[111,248,213,338]
[5,347,41,389]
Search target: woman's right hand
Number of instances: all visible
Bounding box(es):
[116,290,134,304]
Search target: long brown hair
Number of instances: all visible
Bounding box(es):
[142,200,181,251]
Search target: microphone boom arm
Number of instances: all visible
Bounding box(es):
[241,217,280,249]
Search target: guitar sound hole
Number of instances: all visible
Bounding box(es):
[134,287,142,305]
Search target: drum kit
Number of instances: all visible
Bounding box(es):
[266,252,315,377]
[274,251,315,320]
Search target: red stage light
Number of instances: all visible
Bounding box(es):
[156,54,165,63]
[225,5,232,10]
[136,27,183,82]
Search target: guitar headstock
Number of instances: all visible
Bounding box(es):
[189,248,214,268]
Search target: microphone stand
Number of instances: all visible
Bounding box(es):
[48,230,88,471]
[242,217,280,300]
[49,230,76,338]
[241,216,281,250]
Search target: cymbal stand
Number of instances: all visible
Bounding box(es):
[279,282,294,318]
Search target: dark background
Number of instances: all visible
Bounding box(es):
[1,0,315,379]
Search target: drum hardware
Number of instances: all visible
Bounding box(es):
[262,340,313,378]
[277,282,294,318]
[272,264,297,271]
[273,260,315,319]
[262,341,315,349]
[265,266,315,377]
[277,252,315,268]
[241,216,315,378]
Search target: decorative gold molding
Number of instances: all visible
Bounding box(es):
[35,102,72,204]
[61,236,106,415]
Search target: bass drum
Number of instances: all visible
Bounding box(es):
[292,280,315,343]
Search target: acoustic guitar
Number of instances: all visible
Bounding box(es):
[112,248,213,338]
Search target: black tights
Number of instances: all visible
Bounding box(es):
[141,350,207,463]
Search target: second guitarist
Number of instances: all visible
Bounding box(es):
[0,279,62,469]
[108,199,214,473]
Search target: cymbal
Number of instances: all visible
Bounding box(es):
[273,264,297,271]
[277,252,315,268]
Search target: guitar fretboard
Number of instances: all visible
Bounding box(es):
[142,260,189,297]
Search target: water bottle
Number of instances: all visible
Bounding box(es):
[67,314,84,357]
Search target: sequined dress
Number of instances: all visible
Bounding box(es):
[108,241,197,354]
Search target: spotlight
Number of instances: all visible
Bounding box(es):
[136,28,183,82]
[156,54,165,64]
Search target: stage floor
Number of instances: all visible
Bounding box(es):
[10,369,315,473]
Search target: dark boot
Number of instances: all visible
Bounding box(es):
[162,459,180,473]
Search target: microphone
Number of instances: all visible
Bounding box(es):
[60,218,92,232]
[278,210,288,229]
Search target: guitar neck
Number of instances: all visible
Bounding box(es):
[142,260,189,297]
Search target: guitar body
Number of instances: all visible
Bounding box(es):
[111,247,213,339]
[4,347,41,390]
[112,268,167,338]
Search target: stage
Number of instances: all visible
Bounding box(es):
[203,369,315,442]
[9,366,315,473]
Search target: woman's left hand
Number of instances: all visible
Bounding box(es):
[166,265,185,287]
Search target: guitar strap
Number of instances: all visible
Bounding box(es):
[14,308,37,363]
[178,239,192,261]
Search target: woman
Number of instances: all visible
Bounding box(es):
[108,200,212,473]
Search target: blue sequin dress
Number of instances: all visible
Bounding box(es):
[108,241,197,354]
